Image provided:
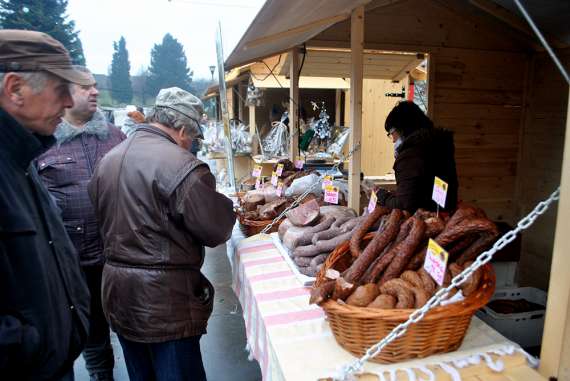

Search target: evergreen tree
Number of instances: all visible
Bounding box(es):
[0,0,86,65]
[147,33,193,97]
[110,36,132,104]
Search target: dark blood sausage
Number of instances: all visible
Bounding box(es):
[349,206,389,258]
[456,230,499,265]
[343,209,403,283]
[379,217,426,285]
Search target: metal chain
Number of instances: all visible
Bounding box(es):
[336,187,561,379]
[260,142,361,234]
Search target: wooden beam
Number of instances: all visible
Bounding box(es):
[348,5,364,211]
[539,88,570,380]
[245,14,349,50]
[335,89,342,126]
[289,46,300,161]
[391,57,424,81]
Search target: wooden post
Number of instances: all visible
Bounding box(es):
[249,104,258,155]
[238,82,246,122]
[348,6,364,212]
[289,47,300,160]
[539,88,570,380]
[335,88,342,126]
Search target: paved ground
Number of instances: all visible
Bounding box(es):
[74,244,261,381]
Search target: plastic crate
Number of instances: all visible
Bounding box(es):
[476,287,547,348]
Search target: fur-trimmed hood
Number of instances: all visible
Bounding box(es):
[54,110,110,145]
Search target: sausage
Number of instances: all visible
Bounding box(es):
[417,268,437,295]
[424,217,445,238]
[309,279,335,305]
[379,217,426,285]
[349,206,390,258]
[346,284,380,307]
[311,228,342,245]
[339,216,364,233]
[294,256,313,267]
[412,287,431,308]
[332,277,356,301]
[298,266,317,277]
[315,229,356,252]
[379,279,415,309]
[295,216,336,247]
[456,231,498,265]
[310,253,328,268]
[367,294,397,309]
[343,209,403,283]
[400,271,424,289]
[447,234,478,257]
[460,261,483,296]
[293,245,322,257]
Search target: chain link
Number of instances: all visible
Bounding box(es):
[336,187,560,380]
[260,143,362,234]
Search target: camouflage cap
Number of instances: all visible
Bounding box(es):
[0,29,93,86]
[155,87,204,138]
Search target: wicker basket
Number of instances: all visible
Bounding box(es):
[314,233,496,363]
[237,212,283,237]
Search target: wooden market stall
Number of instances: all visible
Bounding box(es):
[224,0,570,380]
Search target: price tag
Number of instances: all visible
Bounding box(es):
[322,175,333,190]
[368,191,378,213]
[432,176,448,208]
[276,181,284,197]
[294,156,304,170]
[255,177,264,190]
[423,239,449,286]
[252,165,263,178]
[324,185,339,204]
[271,171,278,186]
[275,163,284,176]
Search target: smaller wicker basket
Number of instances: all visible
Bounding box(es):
[314,233,496,363]
[237,212,283,237]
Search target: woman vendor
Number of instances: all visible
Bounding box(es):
[375,101,458,213]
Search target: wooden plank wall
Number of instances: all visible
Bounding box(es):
[361,79,402,176]
[516,50,570,290]
[432,49,527,223]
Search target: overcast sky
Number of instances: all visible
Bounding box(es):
[67,0,264,79]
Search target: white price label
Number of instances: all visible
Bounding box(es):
[255,177,264,190]
[423,239,449,286]
[275,164,284,176]
[322,175,333,190]
[252,165,263,178]
[368,191,378,213]
[271,171,278,186]
[276,182,284,197]
[432,176,448,208]
[294,156,304,170]
[324,185,339,204]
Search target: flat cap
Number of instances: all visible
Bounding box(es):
[0,29,93,85]
[155,87,204,138]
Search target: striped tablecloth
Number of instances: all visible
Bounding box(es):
[227,231,542,381]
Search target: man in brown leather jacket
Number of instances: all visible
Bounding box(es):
[88,87,236,381]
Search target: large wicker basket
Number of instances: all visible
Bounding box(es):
[314,233,496,363]
[237,212,283,237]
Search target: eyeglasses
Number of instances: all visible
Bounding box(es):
[386,128,396,138]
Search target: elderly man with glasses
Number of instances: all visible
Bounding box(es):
[88,87,236,381]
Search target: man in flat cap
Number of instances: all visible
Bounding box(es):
[89,87,236,380]
[0,30,91,380]
[37,66,125,381]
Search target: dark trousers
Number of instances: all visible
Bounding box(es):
[118,335,207,381]
[82,265,114,380]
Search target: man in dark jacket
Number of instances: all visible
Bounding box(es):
[88,87,236,381]
[377,101,458,213]
[0,30,91,380]
[37,66,125,381]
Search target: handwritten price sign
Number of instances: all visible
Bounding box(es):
[432,176,448,208]
[324,185,339,204]
[322,175,333,190]
[275,163,284,176]
[423,239,449,286]
[294,156,304,170]
[276,181,284,197]
[252,165,263,178]
[271,171,278,186]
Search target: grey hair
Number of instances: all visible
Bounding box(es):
[0,71,52,94]
[146,106,201,138]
